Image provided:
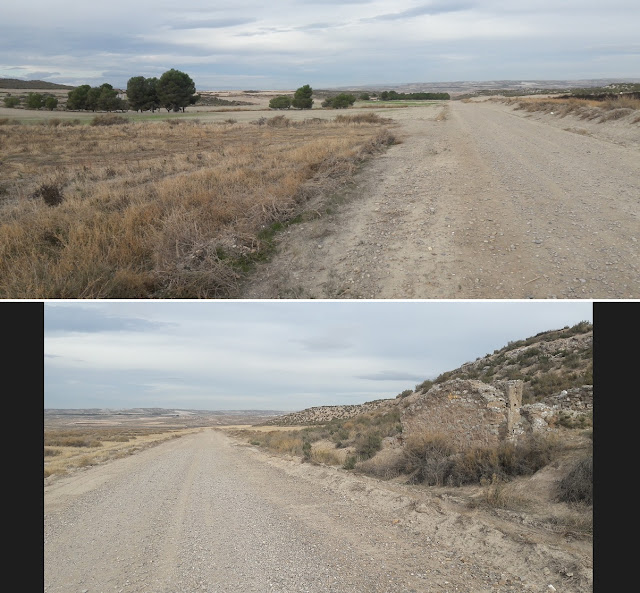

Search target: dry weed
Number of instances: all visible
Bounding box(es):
[1,117,393,298]
[508,95,639,124]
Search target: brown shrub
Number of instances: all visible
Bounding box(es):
[31,183,64,207]
[557,455,593,504]
[90,113,128,126]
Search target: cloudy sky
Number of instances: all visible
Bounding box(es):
[44,301,592,411]
[1,1,639,89]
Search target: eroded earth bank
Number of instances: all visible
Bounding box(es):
[45,429,592,593]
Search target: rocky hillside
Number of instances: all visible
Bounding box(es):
[266,321,592,426]
[415,321,592,403]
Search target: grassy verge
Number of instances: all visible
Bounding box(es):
[1,114,397,298]
[233,407,403,466]
[499,95,640,123]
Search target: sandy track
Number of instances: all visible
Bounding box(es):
[242,100,639,299]
[45,429,592,593]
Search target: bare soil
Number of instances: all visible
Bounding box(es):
[44,428,592,593]
[242,100,639,299]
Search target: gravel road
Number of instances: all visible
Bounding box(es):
[45,429,592,593]
[242,100,639,299]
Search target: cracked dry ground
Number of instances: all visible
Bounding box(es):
[45,430,592,593]
[242,100,639,299]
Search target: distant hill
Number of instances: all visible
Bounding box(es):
[0,78,75,90]
[329,78,640,97]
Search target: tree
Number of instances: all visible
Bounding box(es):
[3,96,19,108]
[95,84,121,111]
[126,76,159,112]
[322,93,356,109]
[66,85,91,110]
[269,95,292,109]
[85,86,102,111]
[358,93,370,101]
[126,76,148,111]
[291,84,313,109]
[44,97,59,111]
[26,92,44,109]
[156,69,197,112]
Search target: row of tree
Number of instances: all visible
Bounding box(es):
[3,93,59,110]
[268,84,314,109]
[378,90,450,100]
[126,69,199,113]
[64,69,199,113]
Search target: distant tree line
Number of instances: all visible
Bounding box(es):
[379,91,450,100]
[3,92,59,110]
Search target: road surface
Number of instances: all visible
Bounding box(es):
[45,429,592,593]
[243,100,639,299]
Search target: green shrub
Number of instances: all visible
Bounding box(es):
[396,389,413,399]
[322,93,356,109]
[343,455,357,470]
[26,92,44,109]
[269,95,292,109]
[355,432,382,461]
[3,96,20,108]
[415,379,434,393]
[44,97,59,111]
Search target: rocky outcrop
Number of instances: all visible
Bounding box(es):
[519,385,593,432]
[400,379,524,448]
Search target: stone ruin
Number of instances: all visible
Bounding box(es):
[400,378,592,448]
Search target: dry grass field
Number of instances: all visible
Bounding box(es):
[0,113,396,298]
[44,426,198,479]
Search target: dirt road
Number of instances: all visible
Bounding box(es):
[45,429,592,593]
[243,100,639,299]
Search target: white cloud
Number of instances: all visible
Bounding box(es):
[2,1,638,87]
[44,301,592,410]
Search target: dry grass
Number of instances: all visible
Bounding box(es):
[500,95,640,123]
[43,426,195,479]
[1,116,396,298]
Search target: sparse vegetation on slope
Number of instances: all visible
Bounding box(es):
[498,95,640,124]
[415,321,593,403]
[236,322,593,536]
